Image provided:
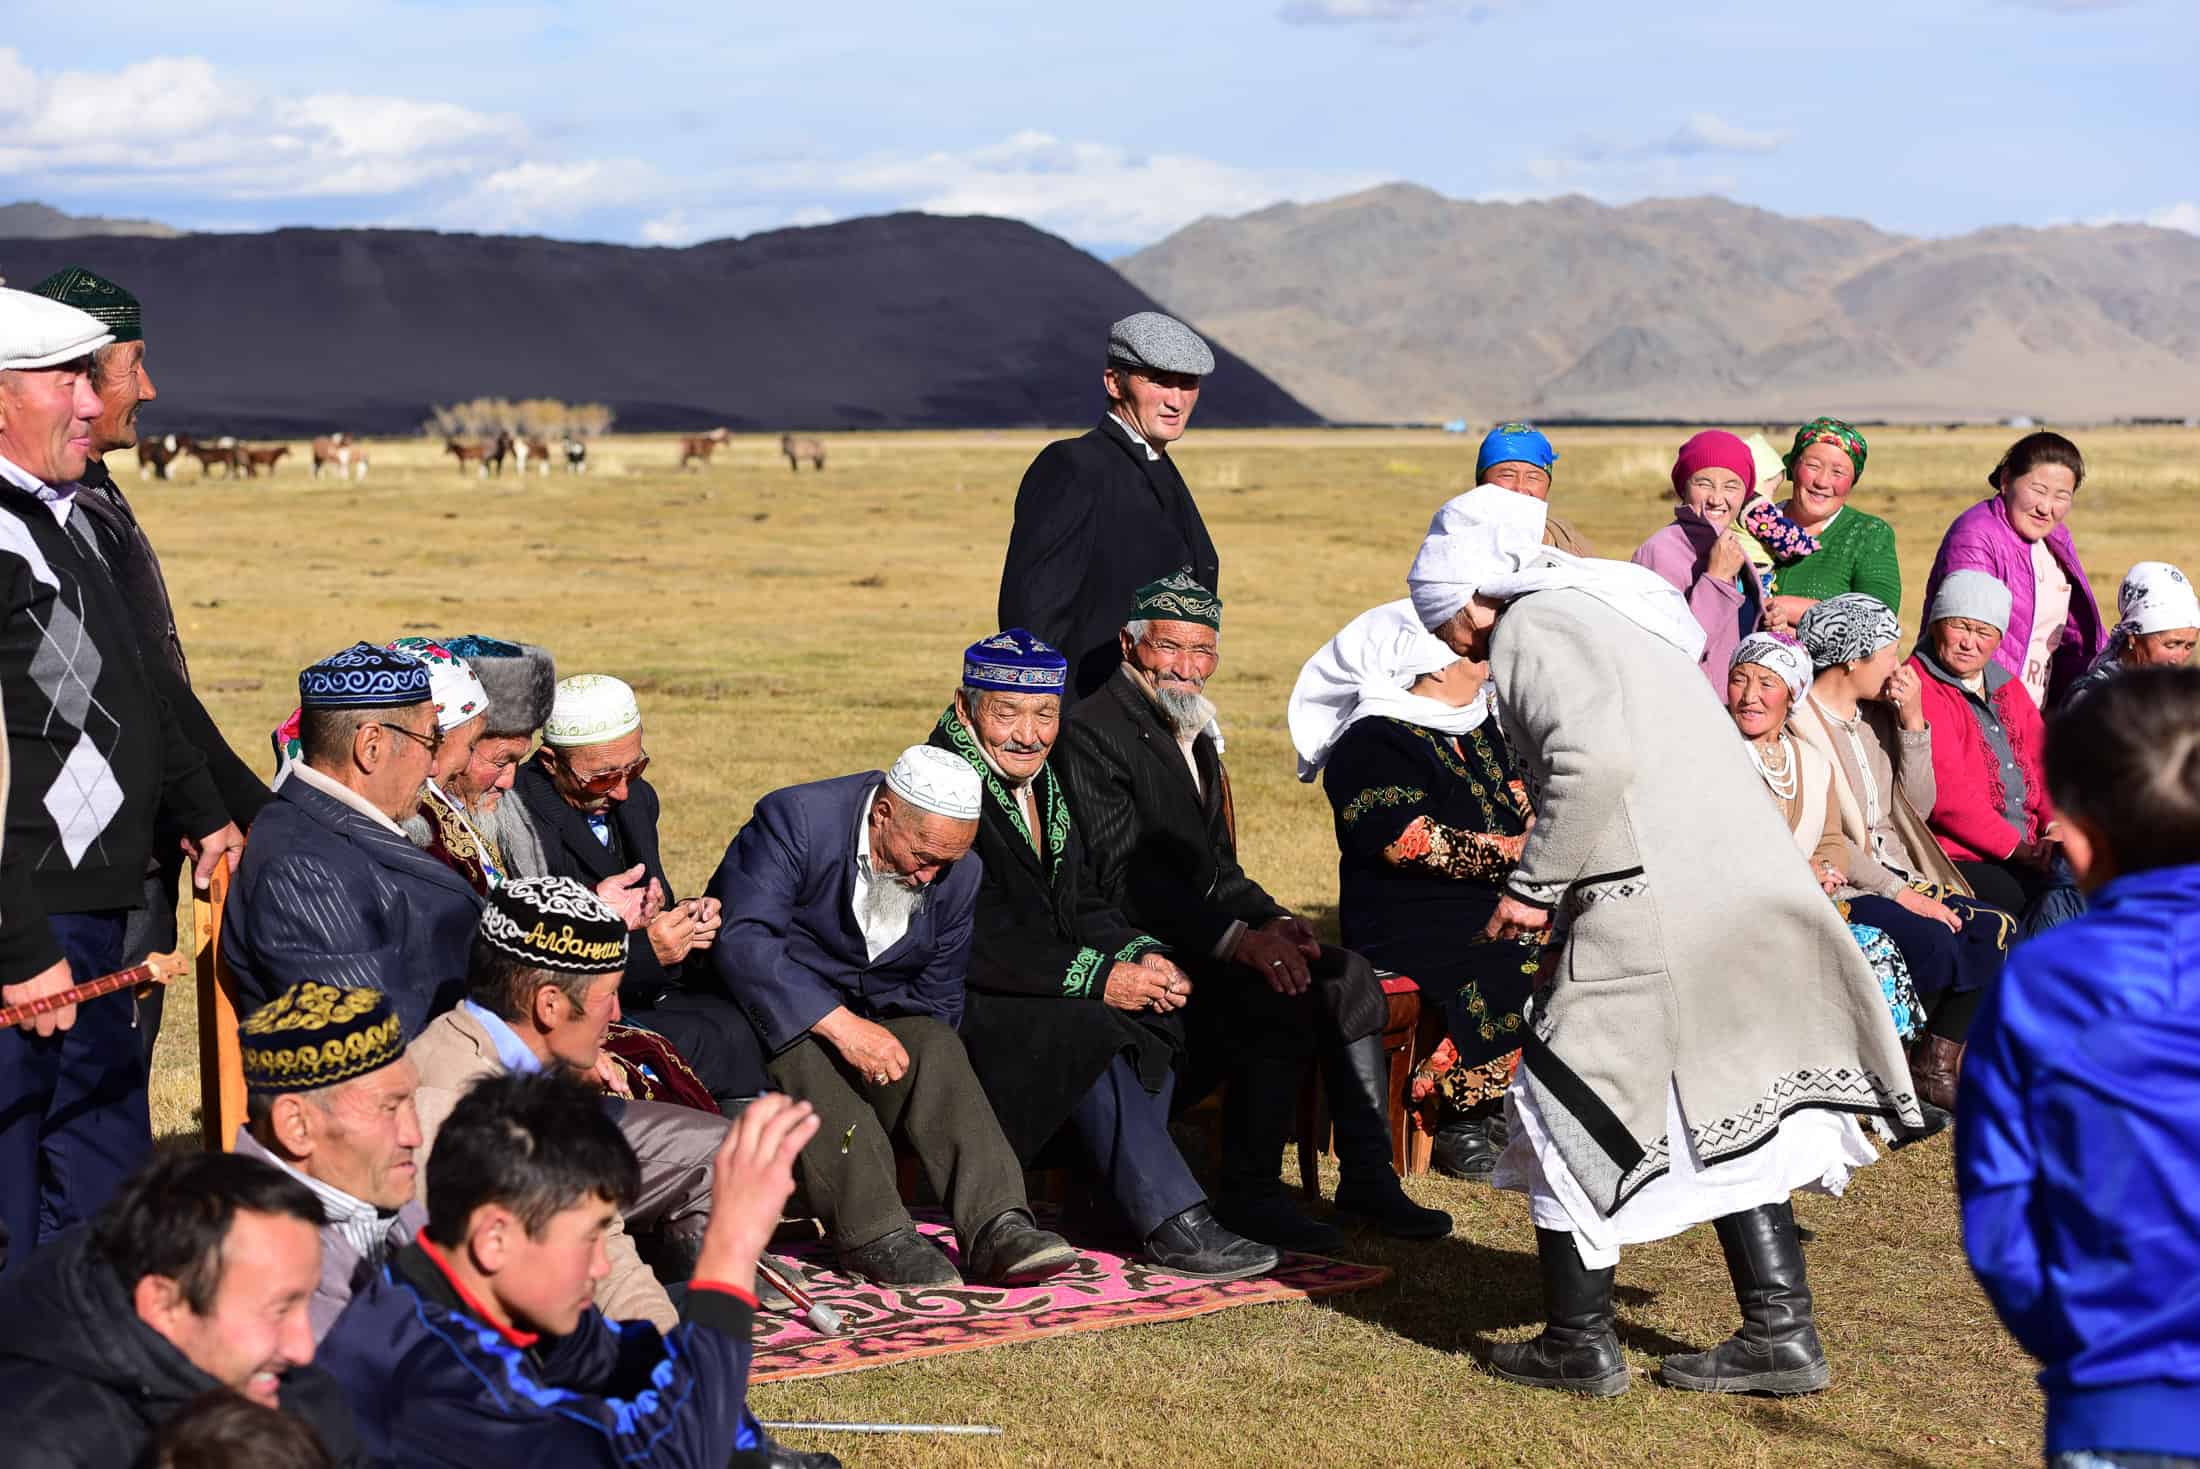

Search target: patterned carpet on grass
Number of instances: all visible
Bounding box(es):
[750,1216,1389,1382]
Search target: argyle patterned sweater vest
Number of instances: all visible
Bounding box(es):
[0,481,222,982]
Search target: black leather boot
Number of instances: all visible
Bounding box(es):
[964,1208,1079,1285]
[1431,1102,1508,1181]
[1212,1062,1343,1255]
[1660,1199,1831,1395]
[1326,1035,1452,1239]
[1487,1227,1629,1396]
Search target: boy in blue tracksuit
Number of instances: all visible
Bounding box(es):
[319,1072,837,1468]
[1959,667,2200,1468]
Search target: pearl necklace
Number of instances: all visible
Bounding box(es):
[1749,733,1799,800]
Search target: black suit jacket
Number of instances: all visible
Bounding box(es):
[997,416,1220,700]
[508,758,678,999]
[1054,669,1287,959]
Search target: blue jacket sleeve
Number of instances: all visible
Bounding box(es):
[225,849,401,1012]
[1955,955,2074,1364]
[707,796,850,1053]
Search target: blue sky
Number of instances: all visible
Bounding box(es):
[2,0,2191,256]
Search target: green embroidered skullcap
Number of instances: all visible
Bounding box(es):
[1130,568,1222,630]
[29,266,141,344]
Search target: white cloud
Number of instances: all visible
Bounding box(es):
[1664,112,1787,156]
[2144,202,2200,233]
[1278,0,1506,22]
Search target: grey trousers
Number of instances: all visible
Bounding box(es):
[768,1014,1026,1251]
[607,1096,725,1242]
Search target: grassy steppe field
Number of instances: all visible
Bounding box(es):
[132,424,2200,1467]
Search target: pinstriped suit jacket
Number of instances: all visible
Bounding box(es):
[221,777,483,1039]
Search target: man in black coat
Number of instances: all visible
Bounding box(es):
[504,673,770,1106]
[1056,575,1451,1251]
[926,629,1275,1281]
[31,267,270,1057]
[0,1150,365,1468]
[998,311,1221,700]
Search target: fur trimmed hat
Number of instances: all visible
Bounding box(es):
[440,634,557,738]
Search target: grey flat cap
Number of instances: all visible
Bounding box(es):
[1107,311,1215,377]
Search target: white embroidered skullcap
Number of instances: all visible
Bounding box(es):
[0,288,113,371]
[544,673,642,746]
[2117,561,2200,636]
[885,744,982,821]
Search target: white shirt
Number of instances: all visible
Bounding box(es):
[851,782,926,961]
[244,1132,395,1267]
[289,760,406,835]
[0,451,75,527]
[1108,411,1162,462]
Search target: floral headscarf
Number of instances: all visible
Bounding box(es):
[1782,417,1868,481]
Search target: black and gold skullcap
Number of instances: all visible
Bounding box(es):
[239,982,405,1095]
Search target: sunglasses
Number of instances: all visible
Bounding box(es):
[571,753,649,794]
[375,721,444,757]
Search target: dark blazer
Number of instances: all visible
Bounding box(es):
[223,774,484,1038]
[1056,669,1287,959]
[705,772,981,1054]
[997,416,1220,700]
[508,758,677,999]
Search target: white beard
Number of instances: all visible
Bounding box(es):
[1151,684,1217,739]
[860,870,925,933]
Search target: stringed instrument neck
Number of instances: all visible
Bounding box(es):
[0,952,189,1028]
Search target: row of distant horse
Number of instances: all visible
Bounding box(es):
[676,429,827,473]
[442,432,591,477]
[135,434,356,480]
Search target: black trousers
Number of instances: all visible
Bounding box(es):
[629,986,771,1106]
[768,1015,1026,1250]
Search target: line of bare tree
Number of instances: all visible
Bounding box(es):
[420,397,616,440]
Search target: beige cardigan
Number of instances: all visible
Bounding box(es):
[1790,697,1970,899]
[407,1007,677,1332]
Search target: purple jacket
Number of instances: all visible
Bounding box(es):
[1922,497,2105,708]
[1631,507,1762,693]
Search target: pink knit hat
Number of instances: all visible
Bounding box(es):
[1670,430,1758,499]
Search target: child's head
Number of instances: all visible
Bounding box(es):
[153,1390,332,1469]
[423,1071,640,1336]
[2046,666,2200,888]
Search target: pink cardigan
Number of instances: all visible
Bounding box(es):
[1631,507,1763,693]
[1907,652,2055,862]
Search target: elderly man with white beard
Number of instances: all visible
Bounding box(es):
[1405,484,1927,1398]
[1055,572,1447,1253]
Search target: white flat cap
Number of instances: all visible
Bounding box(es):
[544,673,642,746]
[0,287,114,371]
[1107,311,1214,377]
[885,744,982,821]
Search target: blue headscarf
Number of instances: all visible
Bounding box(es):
[1476,422,1558,479]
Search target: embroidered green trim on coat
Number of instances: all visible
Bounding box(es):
[1341,784,1426,828]
[1064,946,1104,998]
[1115,935,1163,963]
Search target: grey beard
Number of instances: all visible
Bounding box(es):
[861,870,924,933]
[1151,684,1217,739]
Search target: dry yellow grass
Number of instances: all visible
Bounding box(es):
[128,423,2200,1466]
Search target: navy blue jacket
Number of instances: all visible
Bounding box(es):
[706,771,980,1053]
[317,1240,761,1467]
[1958,861,2200,1457]
[222,775,483,1038]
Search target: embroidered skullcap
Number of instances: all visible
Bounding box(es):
[29,266,141,344]
[1670,430,1757,500]
[2115,562,2200,637]
[440,634,557,738]
[0,286,113,371]
[299,641,431,710]
[1107,311,1215,377]
[1130,568,1223,630]
[1798,593,1902,669]
[1741,432,1787,497]
[1409,484,1549,628]
[239,982,406,1094]
[1476,422,1558,479]
[1783,416,1868,480]
[479,875,628,974]
[385,637,489,731]
[963,629,1068,695]
[1730,632,1813,703]
[545,674,642,746]
[885,744,983,821]
[1928,569,2015,636]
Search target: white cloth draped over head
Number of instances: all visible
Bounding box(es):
[1288,598,1487,781]
[1407,484,1709,661]
[2116,561,2200,637]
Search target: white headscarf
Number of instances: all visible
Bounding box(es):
[2116,561,2200,637]
[1289,599,1488,781]
[1730,632,1812,703]
[1407,484,1708,660]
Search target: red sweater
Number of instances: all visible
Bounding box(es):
[1908,653,2055,862]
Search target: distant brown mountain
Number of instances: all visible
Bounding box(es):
[1117,184,2200,424]
[0,201,180,242]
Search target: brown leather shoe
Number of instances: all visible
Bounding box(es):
[1909,1035,1964,1112]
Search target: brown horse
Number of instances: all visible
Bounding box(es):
[137,432,192,480]
[312,434,358,479]
[779,433,826,472]
[188,440,243,478]
[678,427,731,470]
[445,437,489,475]
[524,437,552,476]
[243,445,290,476]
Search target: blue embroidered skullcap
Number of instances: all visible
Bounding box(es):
[298,641,431,710]
[1476,422,1559,479]
[963,628,1069,694]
